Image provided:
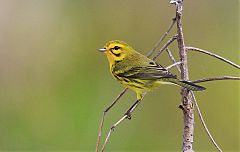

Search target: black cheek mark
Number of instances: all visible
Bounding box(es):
[115,53,121,57]
[110,50,121,57]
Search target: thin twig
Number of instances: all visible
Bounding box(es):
[190,91,222,152]
[166,48,181,72]
[186,46,240,69]
[152,35,178,60]
[147,17,176,57]
[166,61,182,70]
[101,94,146,151]
[96,88,128,152]
[191,76,240,83]
[101,115,128,152]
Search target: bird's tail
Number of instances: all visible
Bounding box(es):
[162,78,206,91]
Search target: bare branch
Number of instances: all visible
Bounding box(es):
[191,76,240,84]
[101,115,128,152]
[166,61,182,70]
[166,43,224,152]
[190,91,222,152]
[152,35,178,60]
[165,47,225,152]
[101,93,146,151]
[186,46,240,69]
[147,17,176,57]
[166,48,181,72]
[96,88,128,152]
[173,1,196,151]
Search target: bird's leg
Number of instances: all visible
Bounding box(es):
[124,99,141,119]
[124,92,146,119]
[101,97,143,152]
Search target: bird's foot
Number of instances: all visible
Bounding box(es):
[124,112,132,120]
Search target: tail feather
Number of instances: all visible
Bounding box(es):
[163,78,206,91]
[179,80,206,91]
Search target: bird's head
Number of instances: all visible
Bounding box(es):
[98,40,134,65]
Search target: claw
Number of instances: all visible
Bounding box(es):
[125,113,132,120]
[111,126,115,131]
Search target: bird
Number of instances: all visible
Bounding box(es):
[98,40,205,101]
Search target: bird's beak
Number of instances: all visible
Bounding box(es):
[98,48,106,52]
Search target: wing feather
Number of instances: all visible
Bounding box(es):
[116,62,176,80]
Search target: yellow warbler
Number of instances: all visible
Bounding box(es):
[99,40,205,100]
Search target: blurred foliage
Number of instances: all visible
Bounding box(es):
[0,0,239,151]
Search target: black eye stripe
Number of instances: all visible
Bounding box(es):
[113,46,121,50]
[110,46,121,51]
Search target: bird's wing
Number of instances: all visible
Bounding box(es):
[116,62,177,80]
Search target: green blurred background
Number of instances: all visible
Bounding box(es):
[0,0,239,151]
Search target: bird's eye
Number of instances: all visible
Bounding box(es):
[113,46,121,50]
